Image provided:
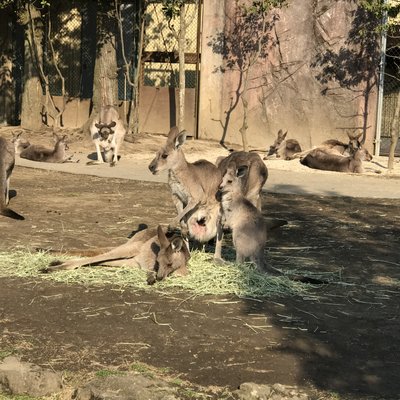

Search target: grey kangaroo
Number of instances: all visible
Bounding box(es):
[12,132,30,155]
[264,129,302,160]
[0,137,24,220]
[217,165,267,271]
[300,145,373,173]
[42,226,190,285]
[89,105,126,166]
[148,127,222,227]
[19,133,73,163]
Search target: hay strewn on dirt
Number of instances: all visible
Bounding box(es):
[0,249,334,299]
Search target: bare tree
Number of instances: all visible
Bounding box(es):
[114,0,146,137]
[208,0,287,151]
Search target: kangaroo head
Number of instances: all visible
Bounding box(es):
[155,225,190,282]
[148,127,187,174]
[53,133,69,151]
[266,130,287,156]
[95,121,117,141]
[218,165,248,196]
[354,146,373,162]
[12,132,30,152]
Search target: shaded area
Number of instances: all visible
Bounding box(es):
[0,167,399,399]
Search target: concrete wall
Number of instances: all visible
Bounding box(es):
[198,0,379,153]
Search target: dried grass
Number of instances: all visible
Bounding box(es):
[0,249,340,299]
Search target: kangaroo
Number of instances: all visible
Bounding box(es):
[148,127,222,226]
[0,137,24,220]
[217,165,267,271]
[300,145,373,173]
[19,133,73,163]
[321,131,373,159]
[89,105,126,166]
[216,151,268,210]
[42,226,190,285]
[264,129,302,160]
[11,132,30,156]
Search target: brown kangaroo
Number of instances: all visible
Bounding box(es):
[217,165,267,271]
[300,145,373,173]
[42,226,190,285]
[19,133,73,163]
[0,137,24,220]
[88,105,126,166]
[264,129,302,160]
[148,127,222,227]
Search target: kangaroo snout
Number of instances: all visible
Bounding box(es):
[148,160,158,174]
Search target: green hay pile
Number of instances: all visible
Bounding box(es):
[0,249,329,299]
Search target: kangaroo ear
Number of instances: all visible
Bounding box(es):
[157,225,169,248]
[175,130,187,149]
[236,165,248,178]
[109,121,117,128]
[171,237,183,252]
[282,131,288,140]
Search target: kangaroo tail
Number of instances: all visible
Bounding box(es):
[1,208,25,220]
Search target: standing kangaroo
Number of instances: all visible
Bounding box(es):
[217,165,267,271]
[0,137,24,220]
[264,129,302,160]
[19,133,73,163]
[148,127,222,226]
[300,145,373,173]
[42,226,190,285]
[89,105,126,166]
[216,151,268,210]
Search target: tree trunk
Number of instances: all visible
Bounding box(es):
[239,69,249,152]
[178,4,186,131]
[20,4,43,130]
[388,90,400,171]
[91,5,118,116]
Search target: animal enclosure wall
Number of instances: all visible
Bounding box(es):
[198,0,380,152]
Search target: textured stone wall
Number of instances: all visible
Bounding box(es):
[198,0,379,152]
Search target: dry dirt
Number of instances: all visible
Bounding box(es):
[0,127,400,399]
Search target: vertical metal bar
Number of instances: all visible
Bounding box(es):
[194,0,203,139]
[374,1,388,156]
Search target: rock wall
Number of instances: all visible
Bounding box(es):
[198,0,379,152]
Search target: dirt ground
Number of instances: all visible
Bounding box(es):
[0,128,400,399]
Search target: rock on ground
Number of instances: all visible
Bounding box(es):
[73,374,179,400]
[0,356,63,397]
[235,382,309,400]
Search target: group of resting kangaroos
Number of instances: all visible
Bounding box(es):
[0,105,373,284]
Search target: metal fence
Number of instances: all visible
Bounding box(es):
[142,2,200,89]
[380,34,400,155]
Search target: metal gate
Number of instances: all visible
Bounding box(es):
[139,0,202,136]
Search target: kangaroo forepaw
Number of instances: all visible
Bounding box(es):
[147,272,156,285]
[213,257,228,265]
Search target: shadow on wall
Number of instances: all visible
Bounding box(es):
[311,4,380,146]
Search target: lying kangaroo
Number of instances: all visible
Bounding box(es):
[300,145,373,173]
[0,137,24,220]
[42,226,190,285]
[148,127,222,226]
[217,165,267,271]
[264,130,302,160]
[89,105,126,166]
[12,132,30,155]
[19,133,73,163]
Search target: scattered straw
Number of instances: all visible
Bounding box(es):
[0,249,339,299]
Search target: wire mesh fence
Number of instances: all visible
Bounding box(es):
[382,49,400,138]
